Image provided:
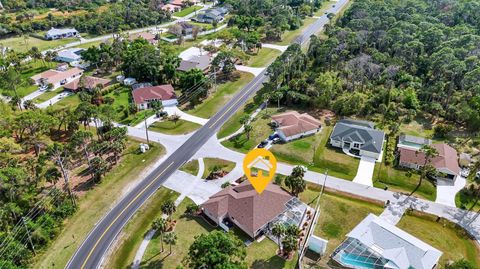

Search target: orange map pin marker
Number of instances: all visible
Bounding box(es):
[243,148,277,194]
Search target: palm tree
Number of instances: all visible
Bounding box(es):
[281,235,298,256]
[152,217,168,252]
[273,91,283,108]
[262,92,271,114]
[164,231,177,254]
[409,145,439,196]
[244,124,253,140]
[161,200,176,220]
[271,223,286,253]
[285,166,307,196]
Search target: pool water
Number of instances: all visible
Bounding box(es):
[340,252,376,269]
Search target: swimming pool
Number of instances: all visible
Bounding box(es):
[339,252,377,269]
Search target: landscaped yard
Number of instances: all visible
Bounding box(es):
[247,48,281,67]
[221,113,274,152]
[173,5,202,17]
[32,140,166,269]
[140,198,297,269]
[148,119,201,135]
[202,158,236,178]
[103,86,156,126]
[0,35,78,53]
[50,94,81,110]
[108,187,180,269]
[397,212,480,267]
[179,159,200,176]
[32,87,65,103]
[185,72,254,118]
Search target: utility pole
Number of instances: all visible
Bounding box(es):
[213,67,217,92]
[144,113,150,144]
[22,217,36,256]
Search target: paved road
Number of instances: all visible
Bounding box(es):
[65,1,349,268]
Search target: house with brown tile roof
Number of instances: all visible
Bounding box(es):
[161,3,181,12]
[132,84,178,110]
[271,111,322,142]
[129,32,158,45]
[30,67,83,89]
[398,143,460,180]
[170,0,198,7]
[202,181,294,238]
[63,76,111,92]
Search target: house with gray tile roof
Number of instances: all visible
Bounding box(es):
[332,214,442,269]
[45,28,79,40]
[330,119,385,160]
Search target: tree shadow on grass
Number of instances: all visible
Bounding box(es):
[251,255,290,269]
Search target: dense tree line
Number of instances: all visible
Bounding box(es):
[265,0,480,132]
[2,0,108,12]
[0,0,170,37]
[0,100,129,268]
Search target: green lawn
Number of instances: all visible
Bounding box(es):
[173,5,202,17]
[32,87,65,103]
[120,110,156,126]
[397,212,480,267]
[373,164,437,201]
[186,72,254,118]
[76,39,112,49]
[247,48,281,67]
[140,198,296,269]
[456,186,480,211]
[217,98,257,138]
[50,94,81,110]
[299,185,384,263]
[277,17,317,45]
[314,0,336,16]
[0,35,78,53]
[108,188,180,269]
[202,158,236,178]
[32,140,166,269]
[179,159,200,176]
[148,119,201,135]
[221,113,274,153]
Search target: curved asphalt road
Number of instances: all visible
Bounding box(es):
[66,1,349,268]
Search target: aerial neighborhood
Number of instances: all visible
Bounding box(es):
[1,0,480,269]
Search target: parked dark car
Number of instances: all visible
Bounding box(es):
[258,140,268,148]
[268,133,279,140]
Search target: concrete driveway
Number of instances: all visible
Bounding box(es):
[436,176,466,207]
[353,156,376,186]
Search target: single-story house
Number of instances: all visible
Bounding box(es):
[202,181,295,239]
[177,55,211,72]
[161,3,181,12]
[132,84,178,110]
[271,111,322,142]
[398,143,460,180]
[56,48,84,63]
[45,27,79,40]
[332,214,442,269]
[397,134,432,150]
[192,7,228,23]
[31,67,83,89]
[169,22,196,36]
[170,0,198,7]
[129,32,158,45]
[63,76,111,92]
[330,119,385,160]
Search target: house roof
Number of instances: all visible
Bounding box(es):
[132,84,176,105]
[271,111,321,138]
[399,134,432,146]
[347,214,442,269]
[63,76,110,91]
[202,181,293,237]
[46,27,78,36]
[129,32,157,43]
[399,143,460,175]
[56,48,84,61]
[171,0,197,6]
[330,119,384,154]
[177,55,211,71]
[162,3,180,11]
[31,67,83,85]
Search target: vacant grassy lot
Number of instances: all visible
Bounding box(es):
[179,159,200,176]
[149,119,201,135]
[202,158,236,178]
[186,72,254,118]
[0,35,77,53]
[32,87,65,103]
[173,5,202,17]
[221,114,273,152]
[271,133,321,166]
[397,212,480,267]
[217,98,257,138]
[108,188,179,269]
[299,185,384,263]
[32,140,166,269]
[248,48,281,67]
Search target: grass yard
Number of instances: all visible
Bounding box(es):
[299,185,384,263]
[179,159,200,176]
[397,212,480,267]
[247,48,281,67]
[50,94,81,110]
[399,118,435,139]
[186,72,254,118]
[0,35,78,53]
[456,187,480,212]
[32,140,166,269]
[271,133,321,166]
[277,17,317,45]
[120,110,156,126]
[314,1,336,16]
[217,98,258,138]
[140,198,296,269]
[108,188,180,269]
[373,164,437,201]
[104,86,155,126]
[32,87,65,103]
[221,113,274,153]
[202,158,236,178]
[76,39,112,49]
[148,119,201,135]
[173,5,202,17]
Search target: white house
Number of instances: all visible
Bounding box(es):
[30,66,84,89]
[271,111,322,142]
[56,48,84,63]
[45,28,79,40]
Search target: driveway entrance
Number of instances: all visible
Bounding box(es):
[353,156,376,186]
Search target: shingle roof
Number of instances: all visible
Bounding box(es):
[399,134,432,146]
[202,181,293,237]
[399,143,460,175]
[177,55,211,71]
[129,32,157,43]
[63,76,111,91]
[31,68,83,85]
[330,119,384,154]
[271,111,322,138]
[56,48,84,61]
[132,84,176,105]
[347,214,442,269]
[45,28,78,37]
